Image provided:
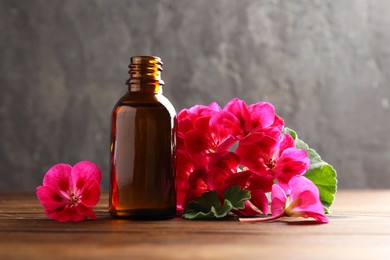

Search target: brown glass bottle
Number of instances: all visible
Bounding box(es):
[109,56,177,219]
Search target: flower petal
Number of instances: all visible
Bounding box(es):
[286,176,328,223]
[79,179,101,207]
[236,135,279,175]
[273,147,310,185]
[248,174,274,193]
[271,184,287,216]
[221,171,252,192]
[182,168,209,208]
[184,130,210,153]
[193,116,211,132]
[207,101,222,112]
[249,189,269,215]
[178,116,193,135]
[210,111,242,139]
[277,134,295,157]
[42,164,72,193]
[303,212,329,223]
[233,200,262,217]
[45,206,86,222]
[206,152,240,192]
[72,161,102,196]
[248,102,275,130]
[177,150,195,182]
[289,177,324,214]
[36,186,68,211]
[76,203,96,220]
[224,98,251,131]
[72,161,102,184]
[270,114,285,131]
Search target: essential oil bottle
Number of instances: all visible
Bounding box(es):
[109,56,177,219]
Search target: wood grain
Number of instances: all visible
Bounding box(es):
[1,191,390,259]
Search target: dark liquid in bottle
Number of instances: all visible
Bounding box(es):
[109,97,176,219]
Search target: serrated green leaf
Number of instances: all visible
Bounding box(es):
[283,127,338,213]
[223,186,251,210]
[182,186,251,220]
[283,127,297,140]
[182,191,231,219]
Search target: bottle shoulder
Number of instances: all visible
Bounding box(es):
[156,94,176,116]
[114,92,160,106]
[113,93,176,116]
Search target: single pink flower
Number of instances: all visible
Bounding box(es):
[240,176,328,223]
[271,176,328,223]
[210,98,282,141]
[36,161,102,222]
[181,109,234,154]
[178,102,222,139]
[237,133,310,187]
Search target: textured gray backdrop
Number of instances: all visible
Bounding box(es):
[1,0,390,191]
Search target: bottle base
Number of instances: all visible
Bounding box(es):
[110,208,176,220]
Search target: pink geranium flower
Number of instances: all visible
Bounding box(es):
[240,176,328,223]
[179,103,235,155]
[271,176,328,223]
[36,161,102,222]
[210,98,283,141]
[237,133,310,187]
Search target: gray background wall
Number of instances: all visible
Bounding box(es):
[1,0,389,191]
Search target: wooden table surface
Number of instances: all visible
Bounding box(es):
[1,190,390,259]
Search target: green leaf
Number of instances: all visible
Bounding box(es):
[283,127,297,140]
[182,186,251,220]
[283,127,338,213]
[182,191,230,219]
[304,164,337,213]
[223,186,251,210]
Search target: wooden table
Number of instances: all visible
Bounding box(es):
[1,190,389,259]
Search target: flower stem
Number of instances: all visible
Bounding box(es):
[239,213,285,223]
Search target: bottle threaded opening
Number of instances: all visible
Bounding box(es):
[131,56,163,68]
[127,56,165,92]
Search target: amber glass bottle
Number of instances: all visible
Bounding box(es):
[109,56,177,219]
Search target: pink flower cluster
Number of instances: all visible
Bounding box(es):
[177,98,327,223]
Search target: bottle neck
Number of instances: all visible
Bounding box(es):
[126,56,165,94]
